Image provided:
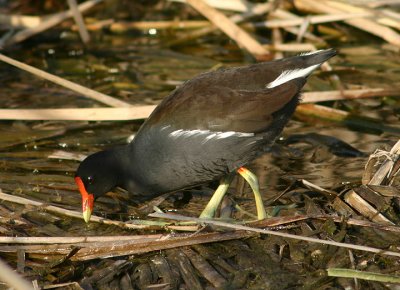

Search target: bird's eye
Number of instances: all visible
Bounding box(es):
[87,176,94,185]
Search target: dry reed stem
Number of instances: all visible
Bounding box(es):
[2,215,400,262]
[0,258,33,290]
[182,247,227,288]
[186,0,269,58]
[264,43,317,52]
[297,0,400,28]
[107,20,210,31]
[368,0,400,8]
[320,215,400,233]
[170,0,253,12]
[378,10,400,31]
[255,12,371,29]
[250,214,400,234]
[269,9,326,43]
[104,12,372,32]
[48,150,87,161]
[150,212,400,258]
[324,0,400,31]
[328,268,400,283]
[245,206,400,232]
[0,14,42,28]
[0,107,155,121]
[272,28,284,59]
[301,179,337,197]
[0,53,131,107]
[302,88,400,103]
[294,0,400,47]
[174,0,326,43]
[4,0,101,46]
[171,0,325,46]
[368,139,400,185]
[0,235,163,244]
[296,103,349,122]
[1,231,251,261]
[344,140,400,225]
[296,103,400,138]
[2,214,400,247]
[42,282,83,289]
[0,88,396,121]
[0,190,198,231]
[167,3,271,47]
[67,0,90,43]
[343,191,393,224]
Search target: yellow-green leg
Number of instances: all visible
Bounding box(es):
[199,174,234,219]
[199,167,267,220]
[237,167,268,220]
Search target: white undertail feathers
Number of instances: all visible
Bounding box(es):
[266,50,325,89]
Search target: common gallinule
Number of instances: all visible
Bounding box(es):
[75,49,336,223]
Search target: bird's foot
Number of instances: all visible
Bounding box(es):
[237,167,268,220]
[199,174,234,219]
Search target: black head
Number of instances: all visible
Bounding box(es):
[75,149,121,222]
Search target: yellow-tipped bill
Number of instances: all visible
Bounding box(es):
[74,176,94,223]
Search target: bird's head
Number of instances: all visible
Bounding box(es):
[75,150,120,223]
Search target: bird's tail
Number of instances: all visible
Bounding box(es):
[266,49,337,89]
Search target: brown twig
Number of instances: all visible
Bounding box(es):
[0,14,42,28]
[264,43,317,52]
[185,0,269,59]
[302,87,400,103]
[367,139,400,185]
[0,53,131,107]
[343,190,393,224]
[269,9,326,44]
[367,0,400,8]
[167,3,271,47]
[0,107,155,121]
[150,212,400,258]
[0,258,33,290]
[254,12,371,28]
[0,235,164,244]
[4,0,101,46]
[169,0,254,12]
[344,139,400,225]
[107,20,210,32]
[0,190,198,231]
[0,231,252,261]
[67,0,90,43]
[294,0,400,47]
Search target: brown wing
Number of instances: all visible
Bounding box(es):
[142,49,338,133]
[142,78,304,134]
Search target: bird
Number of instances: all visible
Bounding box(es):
[75,49,337,223]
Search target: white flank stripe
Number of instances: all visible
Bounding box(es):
[169,129,254,143]
[169,129,204,138]
[216,131,236,139]
[299,50,324,56]
[160,125,171,131]
[266,63,319,89]
[204,133,217,141]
